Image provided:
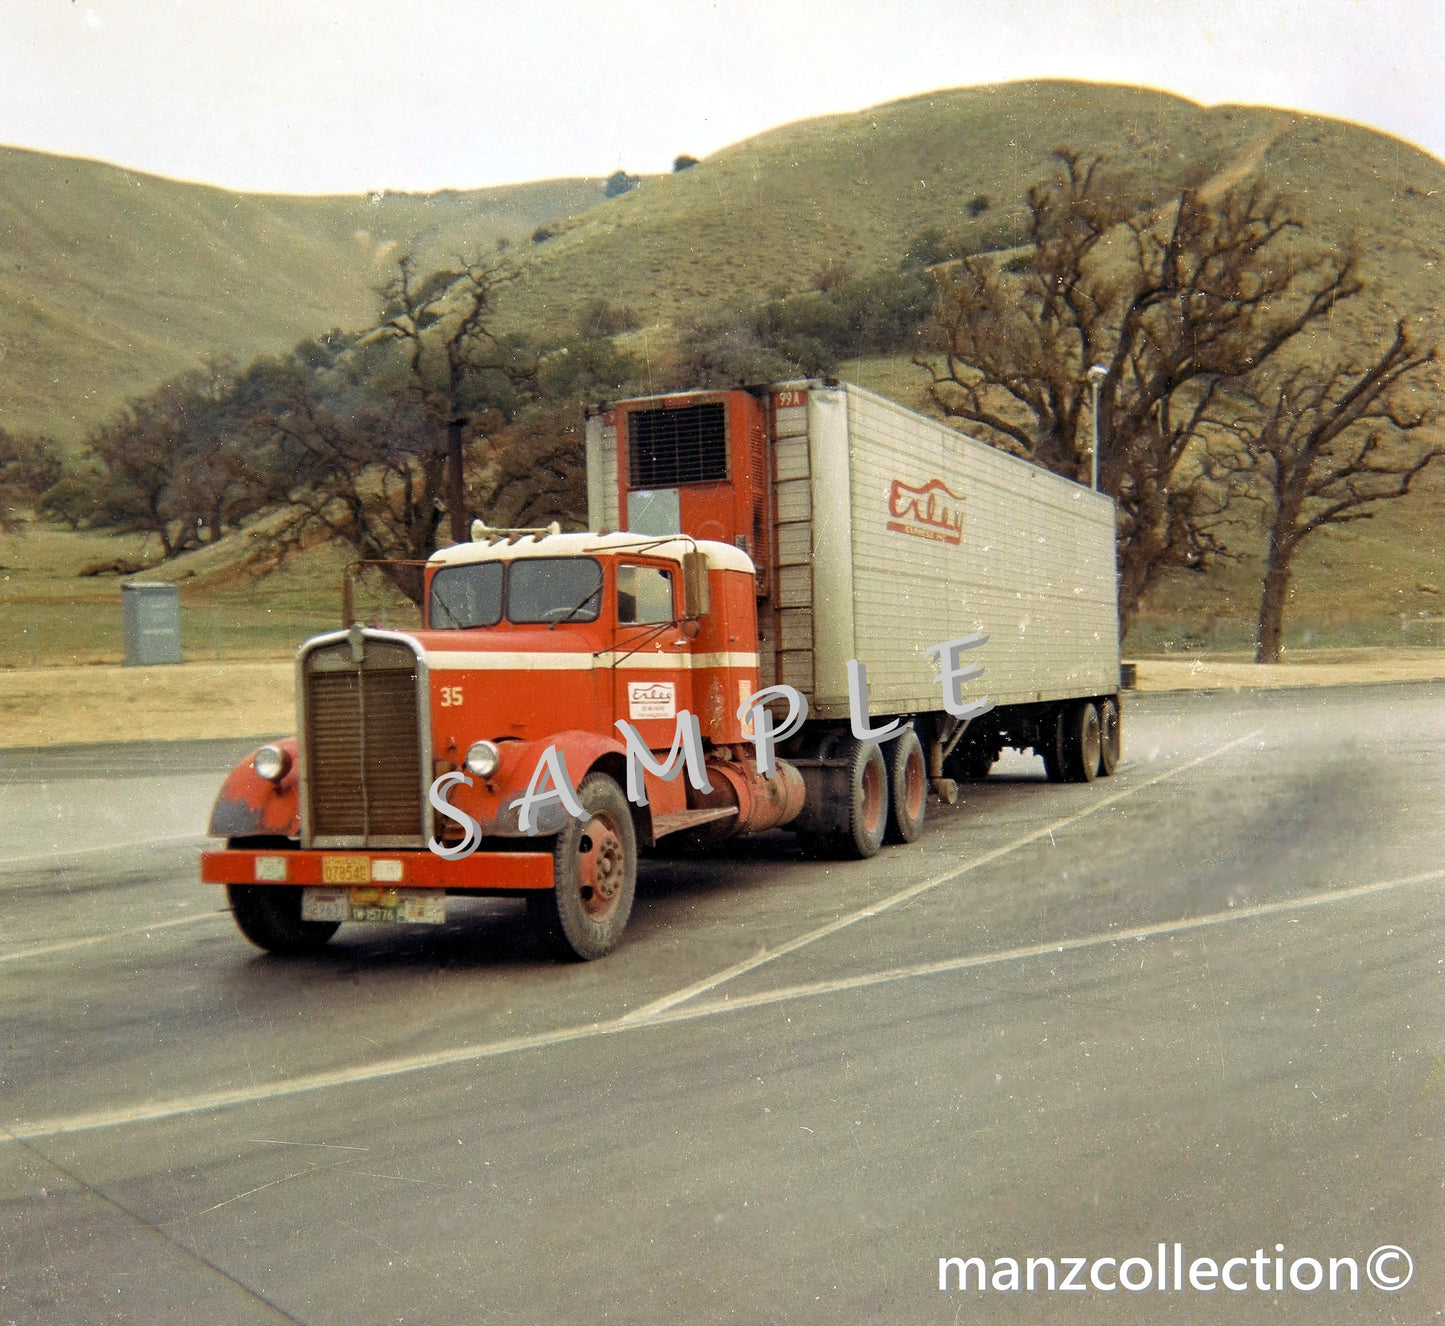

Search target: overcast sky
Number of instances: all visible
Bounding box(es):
[0,0,1440,195]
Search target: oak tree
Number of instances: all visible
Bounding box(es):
[1223,320,1440,662]
[368,254,534,544]
[918,151,1361,632]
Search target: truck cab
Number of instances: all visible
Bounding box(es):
[201,530,802,961]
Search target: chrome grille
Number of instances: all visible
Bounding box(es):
[303,638,424,846]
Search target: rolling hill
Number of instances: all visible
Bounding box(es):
[0,145,604,440]
[495,80,1445,350]
[1,80,1441,655]
[6,81,1443,439]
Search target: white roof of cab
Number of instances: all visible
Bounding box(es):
[428,530,756,573]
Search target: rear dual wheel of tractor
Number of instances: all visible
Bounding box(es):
[836,736,890,859]
[528,772,637,961]
[883,726,927,844]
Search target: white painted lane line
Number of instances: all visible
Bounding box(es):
[643,867,1445,1026]
[0,833,206,868]
[0,910,230,965]
[6,1020,623,1140]
[10,854,1432,1144]
[615,728,1266,1025]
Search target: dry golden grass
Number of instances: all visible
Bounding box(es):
[0,145,604,442]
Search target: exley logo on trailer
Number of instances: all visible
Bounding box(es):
[887,477,965,546]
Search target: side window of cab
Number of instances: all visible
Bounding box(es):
[617,564,675,625]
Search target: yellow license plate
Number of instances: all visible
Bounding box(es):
[322,855,371,884]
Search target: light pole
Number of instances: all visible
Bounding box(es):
[1086,364,1108,491]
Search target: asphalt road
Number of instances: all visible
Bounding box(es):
[1,685,1442,1324]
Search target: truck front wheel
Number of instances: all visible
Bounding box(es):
[227,884,339,955]
[884,727,927,844]
[528,773,637,961]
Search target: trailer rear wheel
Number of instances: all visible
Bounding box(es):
[1040,710,1067,782]
[227,884,339,955]
[884,727,927,843]
[1060,701,1102,783]
[1099,698,1121,776]
[836,737,889,859]
[528,772,637,961]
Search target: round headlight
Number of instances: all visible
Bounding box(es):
[464,740,501,778]
[253,744,290,782]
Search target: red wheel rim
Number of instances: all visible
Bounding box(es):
[861,758,884,833]
[903,749,925,820]
[576,812,626,921]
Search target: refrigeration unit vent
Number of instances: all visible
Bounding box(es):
[627,403,728,487]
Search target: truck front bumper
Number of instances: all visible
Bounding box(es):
[201,847,554,893]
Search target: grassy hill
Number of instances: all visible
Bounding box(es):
[1,80,1442,659]
[8,81,1443,436]
[0,145,604,440]
[496,80,1445,347]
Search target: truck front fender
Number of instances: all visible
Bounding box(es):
[480,730,632,837]
[208,739,301,841]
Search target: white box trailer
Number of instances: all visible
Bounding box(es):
[587,380,1121,839]
[590,381,1116,696]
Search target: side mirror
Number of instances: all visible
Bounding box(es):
[682,550,711,619]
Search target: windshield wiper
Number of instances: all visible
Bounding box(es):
[432,593,467,630]
[547,584,601,629]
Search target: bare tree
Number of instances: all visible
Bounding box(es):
[1223,321,1441,662]
[469,403,589,532]
[369,254,534,544]
[0,428,62,530]
[87,387,195,556]
[917,151,1361,632]
[259,385,446,604]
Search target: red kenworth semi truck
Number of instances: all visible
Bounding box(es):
[202,381,1120,960]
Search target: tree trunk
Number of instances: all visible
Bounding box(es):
[1255,544,1293,664]
[446,418,466,544]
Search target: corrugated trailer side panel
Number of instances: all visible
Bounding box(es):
[809,384,1118,719]
[585,410,620,531]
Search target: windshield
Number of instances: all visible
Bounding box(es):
[508,558,602,624]
[427,557,602,628]
[429,563,503,628]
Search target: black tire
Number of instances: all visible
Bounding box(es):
[834,737,889,859]
[227,884,339,955]
[1059,701,1102,783]
[528,772,637,961]
[1098,697,1121,776]
[1039,710,1068,783]
[884,727,927,844]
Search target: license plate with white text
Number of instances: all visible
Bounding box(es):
[301,886,446,925]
